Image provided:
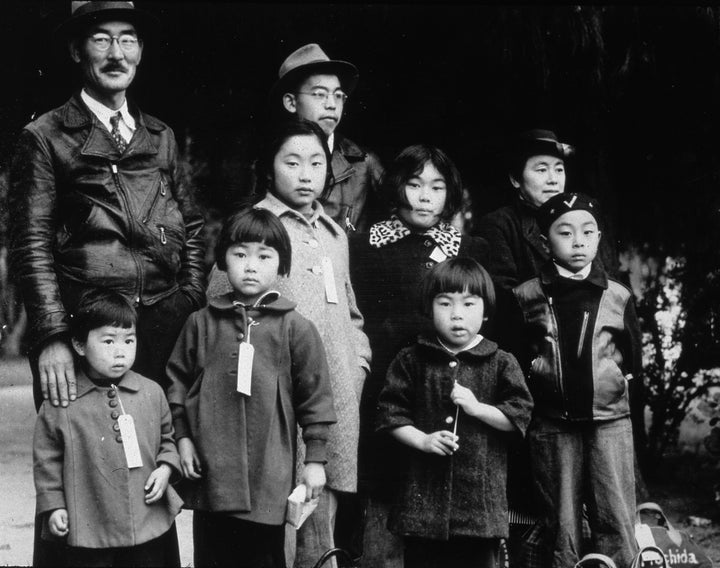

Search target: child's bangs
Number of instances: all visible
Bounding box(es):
[420,257,496,319]
[230,215,284,252]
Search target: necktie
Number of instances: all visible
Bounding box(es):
[109,112,127,153]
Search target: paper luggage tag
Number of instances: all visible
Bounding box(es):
[118,414,143,469]
[286,484,320,529]
[429,246,447,263]
[321,256,338,304]
[237,342,254,396]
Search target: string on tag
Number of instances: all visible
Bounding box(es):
[111,384,126,415]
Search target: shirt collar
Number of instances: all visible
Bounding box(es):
[81,88,136,132]
[553,261,592,280]
[437,334,483,354]
[327,133,335,154]
[255,193,342,236]
[75,368,141,398]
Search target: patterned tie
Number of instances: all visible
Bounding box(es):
[109,112,127,153]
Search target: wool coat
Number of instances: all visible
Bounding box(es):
[33,370,183,549]
[206,194,371,493]
[376,336,533,541]
[349,225,489,490]
[166,292,336,524]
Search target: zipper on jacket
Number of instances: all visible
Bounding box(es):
[142,178,165,224]
[110,162,143,301]
[577,310,590,359]
[547,296,568,417]
[158,225,167,245]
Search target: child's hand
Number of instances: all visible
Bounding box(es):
[300,463,326,501]
[451,383,480,417]
[48,508,68,537]
[421,430,459,455]
[144,464,172,504]
[178,437,202,480]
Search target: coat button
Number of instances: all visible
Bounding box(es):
[107,390,116,398]
[445,415,454,424]
[237,333,244,341]
[424,262,433,269]
[116,435,123,443]
[311,265,322,275]
[113,423,121,432]
[424,240,432,248]
[308,239,319,248]
[230,351,238,358]
[449,361,458,368]
[108,399,118,408]
[111,411,119,420]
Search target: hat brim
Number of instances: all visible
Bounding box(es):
[514,138,575,160]
[270,60,359,101]
[54,8,159,42]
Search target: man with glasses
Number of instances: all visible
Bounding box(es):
[9,0,205,511]
[274,43,384,233]
[9,5,204,563]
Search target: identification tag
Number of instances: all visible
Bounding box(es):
[118,414,143,469]
[237,342,254,396]
[429,246,447,263]
[321,256,338,304]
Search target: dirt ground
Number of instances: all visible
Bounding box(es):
[1,356,719,567]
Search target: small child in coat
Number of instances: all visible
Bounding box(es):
[33,289,183,567]
[511,192,641,568]
[167,207,337,568]
[376,257,533,568]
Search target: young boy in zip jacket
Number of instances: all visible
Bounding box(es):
[510,192,641,568]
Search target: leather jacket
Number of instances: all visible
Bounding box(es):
[9,92,206,352]
[512,263,640,421]
[322,135,384,233]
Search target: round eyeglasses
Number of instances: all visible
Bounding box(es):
[88,33,140,53]
[297,89,348,105]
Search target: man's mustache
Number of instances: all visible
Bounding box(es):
[100,64,128,73]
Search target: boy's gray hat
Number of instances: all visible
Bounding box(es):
[538,192,601,234]
[55,1,158,41]
[270,43,359,100]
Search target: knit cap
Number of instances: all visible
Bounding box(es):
[538,192,601,235]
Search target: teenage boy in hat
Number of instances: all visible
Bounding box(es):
[9,5,204,561]
[273,43,384,233]
[511,192,641,568]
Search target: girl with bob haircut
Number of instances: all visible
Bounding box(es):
[376,256,533,568]
[349,144,489,565]
[206,120,371,566]
[168,206,337,568]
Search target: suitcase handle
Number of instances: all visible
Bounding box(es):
[635,502,683,547]
[575,553,618,568]
[312,547,356,568]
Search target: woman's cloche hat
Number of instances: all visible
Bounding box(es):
[55,1,158,41]
[270,43,359,100]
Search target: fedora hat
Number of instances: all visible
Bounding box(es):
[514,129,575,160]
[270,43,359,100]
[55,1,158,41]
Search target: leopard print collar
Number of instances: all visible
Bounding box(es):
[369,215,461,258]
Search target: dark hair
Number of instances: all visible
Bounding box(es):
[252,118,334,202]
[70,289,137,343]
[384,145,463,221]
[215,207,292,276]
[420,257,496,322]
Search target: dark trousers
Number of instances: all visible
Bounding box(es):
[193,511,285,568]
[62,530,173,567]
[33,524,178,567]
[31,290,194,567]
[404,536,499,568]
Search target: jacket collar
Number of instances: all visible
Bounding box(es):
[540,260,608,289]
[417,334,498,358]
[75,368,142,399]
[208,290,297,313]
[335,135,366,160]
[331,136,367,184]
[514,195,549,260]
[61,92,164,159]
[256,193,342,237]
